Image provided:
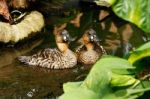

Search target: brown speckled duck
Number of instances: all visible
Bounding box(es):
[18,28,77,69]
[76,28,106,65]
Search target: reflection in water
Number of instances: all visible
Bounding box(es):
[0,39,43,67]
[0,20,145,99]
[103,22,140,57]
[121,24,134,56]
[0,35,91,98]
[0,62,90,98]
[0,1,148,98]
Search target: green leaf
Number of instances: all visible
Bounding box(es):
[95,0,117,6]
[128,41,150,64]
[95,56,135,70]
[111,69,134,75]
[136,81,150,88]
[59,88,99,99]
[80,56,135,94]
[111,73,138,87]
[60,56,138,99]
[59,56,112,99]
[128,49,150,64]
[95,0,150,33]
[115,87,150,98]
[102,93,117,99]
[136,41,150,51]
[113,81,150,98]
[81,67,111,97]
[63,81,82,93]
[59,54,150,99]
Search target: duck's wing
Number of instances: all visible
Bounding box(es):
[32,48,59,59]
[94,43,107,54]
[18,48,63,66]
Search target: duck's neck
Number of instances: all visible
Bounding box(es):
[85,43,94,50]
[56,43,69,53]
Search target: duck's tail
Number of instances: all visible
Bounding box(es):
[18,56,37,66]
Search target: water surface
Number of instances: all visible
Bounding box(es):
[0,3,148,98]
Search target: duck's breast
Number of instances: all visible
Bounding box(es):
[62,49,77,68]
[79,50,100,64]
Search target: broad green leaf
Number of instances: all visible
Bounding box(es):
[80,56,135,94]
[81,67,111,97]
[102,93,117,99]
[128,41,150,64]
[115,87,150,99]
[136,41,150,51]
[128,49,150,64]
[111,73,138,87]
[135,81,150,89]
[95,0,150,33]
[59,56,112,99]
[112,79,150,98]
[95,56,135,70]
[59,88,99,99]
[60,55,150,99]
[63,81,82,93]
[60,56,137,99]
[111,69,135,75]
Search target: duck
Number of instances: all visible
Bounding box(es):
[18,27,77,69]
[76,28,106,65]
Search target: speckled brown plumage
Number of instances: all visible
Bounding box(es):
[18,48,77,69]
[18,29,77,69]
[76,28,106,65]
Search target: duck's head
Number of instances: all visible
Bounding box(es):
[55,29,76,44]
[61,30,76,43]
[80,28,100,44]
[55,29,76,53]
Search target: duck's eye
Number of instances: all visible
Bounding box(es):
[62,35,68,42]
[89,35,94,42]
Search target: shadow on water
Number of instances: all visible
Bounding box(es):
[0,1,149,98]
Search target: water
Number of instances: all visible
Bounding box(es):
[0,1,149,98]
[0,24,145,99]
[0,29,92,98]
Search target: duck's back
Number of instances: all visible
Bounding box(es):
[18,48,77,69]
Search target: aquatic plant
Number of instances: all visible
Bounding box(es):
[95,0,150,33]
[59,41,150,99]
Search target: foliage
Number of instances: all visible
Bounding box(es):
[95,0,150,33]
[59,41,150,99]
[128,41,150,64]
